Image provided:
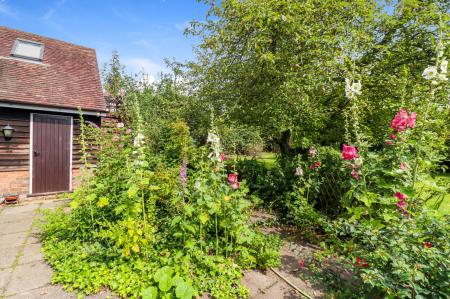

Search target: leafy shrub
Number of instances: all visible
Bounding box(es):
[317,212,450,298]
[217,122,264,156]
[39,121,280,299]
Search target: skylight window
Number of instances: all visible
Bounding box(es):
[11,39,44,61]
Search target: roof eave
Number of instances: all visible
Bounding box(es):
[0,100,107,117]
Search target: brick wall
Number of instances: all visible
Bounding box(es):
[0,168,86,200]
[0,170,29,199]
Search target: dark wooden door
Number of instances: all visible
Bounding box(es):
[32,114,71,194]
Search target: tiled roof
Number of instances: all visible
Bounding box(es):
[0,26,106,112]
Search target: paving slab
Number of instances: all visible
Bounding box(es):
[38,200,69,210]
[0,268,13,292]
[5,285,75,299]
[243,270,279,297]
[1,204,40,216]
[0,218,33,235]
[25,234,40,245]
[0,212,36,225]
[5,260,53,295]
[18,243,43,265]
[0,246,21,269]
[0,232,28,250]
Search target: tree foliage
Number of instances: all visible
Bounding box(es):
[186,0,449,155]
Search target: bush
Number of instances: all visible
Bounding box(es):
[318,212,450,298]
[217,122,264,156]
[39,122,280,299]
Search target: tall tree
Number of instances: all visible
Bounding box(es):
[186,0,449,156]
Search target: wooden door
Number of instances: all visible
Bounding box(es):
[32,114,72,194]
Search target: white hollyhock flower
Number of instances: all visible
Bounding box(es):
[206,131,222,161]
[207,132,220,144]
[133,133,145,147]
[440,60,448,74]
[437,73,448,82]
[345,78,352,98]
[422,66,438,80]
[345,78,362,98]
[116,122,124,128]
[351,81,362,95]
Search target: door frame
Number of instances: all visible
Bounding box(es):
[29,113,73,194]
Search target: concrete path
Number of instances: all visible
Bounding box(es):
[0,200,320,298]
[0,200,114,299]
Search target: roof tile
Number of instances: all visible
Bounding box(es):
[0,26,106,112]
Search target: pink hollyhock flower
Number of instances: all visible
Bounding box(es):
[351,169,360,180]
[220,153,225,162]
[389,134,396,140]
[394,192,407,201]
[231,181,240,190]
[407,112,417,128]
[390,109,417,132]
[386,140,393,145]
[423,242,433,248]
[397,199,407,210]
[342,144,358,160]
[228,173,238,183]
[126,128,132,134]
[400,162,409,170]
[309,161,321,170]
[390,109,409,132]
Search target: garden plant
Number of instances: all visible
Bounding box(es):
[40,0,449,298]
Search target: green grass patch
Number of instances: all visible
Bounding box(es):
[426,173,450,215]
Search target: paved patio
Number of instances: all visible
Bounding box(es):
[0,200,320,298]
[0,200,114,298]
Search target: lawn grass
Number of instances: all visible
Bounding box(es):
[257,152,277,168]
[232,152,277,168]
[426,173,450,215]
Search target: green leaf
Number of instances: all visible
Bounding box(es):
[199,213,209,224]
[127,186,139,198]
[97,196,109,208]
[142,286,158,299]
[175,280,195,299]
[154,266,173,292]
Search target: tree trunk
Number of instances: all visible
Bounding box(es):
[274,130,294,157]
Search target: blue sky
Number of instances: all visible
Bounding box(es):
[0,0,209,81]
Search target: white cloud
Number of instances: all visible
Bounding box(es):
[0,1,16,18]
[139,73,156,85]
[123,57,166,79]
[42,0,66,20]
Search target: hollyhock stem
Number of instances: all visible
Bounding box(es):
[412,88,433,188]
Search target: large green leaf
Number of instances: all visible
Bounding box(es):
[142,286,158,299]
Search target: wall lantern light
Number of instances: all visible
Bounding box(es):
[2,124,15,141]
